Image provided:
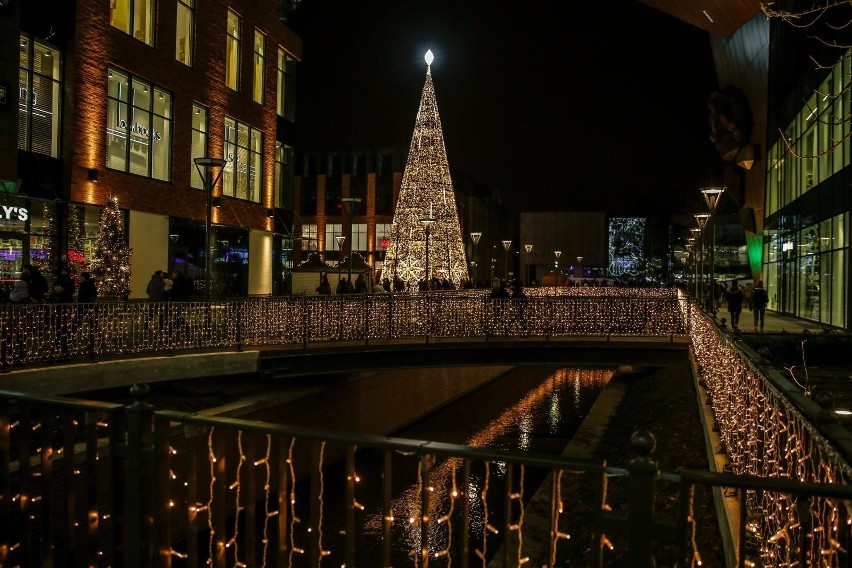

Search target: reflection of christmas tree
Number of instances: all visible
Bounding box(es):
[383,50,468,289]
[34,202,55,278]
[92,197,132,299]
[66,206,89,282]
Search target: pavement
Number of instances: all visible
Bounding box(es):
[712,305,830,334]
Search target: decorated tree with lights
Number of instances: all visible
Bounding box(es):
[92,197,132,299]
[383,50,468,290]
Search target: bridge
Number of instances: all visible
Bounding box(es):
[1,288,851,566]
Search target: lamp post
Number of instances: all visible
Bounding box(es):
[420,216,436,290]
[341,197,362,291]
[194,157,227,299]
[335,235,346,289]
[554,250,562,286]
[576,255,583,280]
[470,231,482,287]
[700,187,724,311]
[501,240,512,281]
[694,213,709,307]
[524,244,533,286]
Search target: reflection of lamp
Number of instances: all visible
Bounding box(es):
[554,250,562,286]
[701,187,724,311]
[524,244,533,286]
[194,157,227,299]
[341,197,362,288]
[502,240,512,279]
[470,232,482,287]
[421,217,436,289]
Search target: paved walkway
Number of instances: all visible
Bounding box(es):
[713,306,830,334]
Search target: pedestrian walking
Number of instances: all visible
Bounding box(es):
[724,282,744,330]
[742,282,754,311]
[21,263,48,303]
[752,280,769,331]
[316,275,331,295]
[77,272,98,303]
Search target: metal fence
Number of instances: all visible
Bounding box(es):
[2,389,852,567]
[0,289,690,367]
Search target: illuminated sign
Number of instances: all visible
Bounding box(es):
[782,241,794,252]
[0,205,28,221]
[118,119,162,140]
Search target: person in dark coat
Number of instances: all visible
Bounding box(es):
[52,265,76,303]
[169,270,193,301]
[316,275,331,295]
[21,263,48,303]
[752,280,769,331]
[146,271,166,301]
[77,272,98,303]
[724,282,744,330]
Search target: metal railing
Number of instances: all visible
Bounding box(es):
[0,289,689,367]
[2,389,851,567]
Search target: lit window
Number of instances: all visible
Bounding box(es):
[225,10,241,90]
[253,30,265,103]
[106,67,172,181]
[276,49,296,120]
[223,117,262,203]
[190,104,208,189]
[176,0,194,66]
[109,0,155,45]
[302,224,318,251]
[18,34,62,158]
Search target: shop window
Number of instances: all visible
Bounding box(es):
[190,104,208,189]
[176,0,194,66]
[301,224,318,251]
[226,10,241,91]
[18,34,62,158]
[326,223,343,251]
[223,117,262,202]
[106,67,172,181]
[253,30,265,104]
[109,0,155,45]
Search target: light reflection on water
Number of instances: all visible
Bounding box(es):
[361,367,613,560]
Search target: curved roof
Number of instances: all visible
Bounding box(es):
[639,0,762,38]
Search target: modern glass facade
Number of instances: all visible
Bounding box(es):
[764,50,851,328]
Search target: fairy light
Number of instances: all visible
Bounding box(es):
[316,441,331,559]
[259,434,272,568]
[287,439,304,560]
[383,50,469,290]
[227,431,246,562]
[206,427,217,565]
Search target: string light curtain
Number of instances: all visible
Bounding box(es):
[383,50,468,290]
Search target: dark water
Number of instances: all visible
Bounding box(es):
[290,365,614,566]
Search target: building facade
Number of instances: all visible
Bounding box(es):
[1,0,300,299]
[293,149,513,288]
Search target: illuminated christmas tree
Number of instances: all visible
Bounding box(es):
[92,197,132,299]
[383,50,468,290]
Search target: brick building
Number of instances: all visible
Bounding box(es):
[0,0,300,298]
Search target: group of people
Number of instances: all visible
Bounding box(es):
[4,263,97,305]
[724,279,769,331]
[146,269,195,301]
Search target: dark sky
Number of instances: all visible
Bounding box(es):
[289,1,721,221]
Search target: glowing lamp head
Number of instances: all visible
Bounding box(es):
[425,50,434,66]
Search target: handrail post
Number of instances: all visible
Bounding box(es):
[627,431,657,567]
[125,383,154,568]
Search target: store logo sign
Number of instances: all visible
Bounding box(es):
[0,205,29,221]
[118,119,162,140]
[782,241,794,252]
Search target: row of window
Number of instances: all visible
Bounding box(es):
[766,50,851,216]
[109,1,296,120]
[300,223,395,254]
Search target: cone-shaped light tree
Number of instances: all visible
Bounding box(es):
[383,50,468,290]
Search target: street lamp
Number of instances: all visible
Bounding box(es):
[524,244,533,286]
[341,197,362,291]
[469,231,482,287]
[502,240,512,280]
[700,187,724,311]
[576,255,583,280]
[554,250,562,286]
[695,213,710,307]
[194,157,227,299]
[420,216,436,290]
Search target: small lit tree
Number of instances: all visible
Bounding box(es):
[92,197,132,299]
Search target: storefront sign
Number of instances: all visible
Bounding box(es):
[118,118,162,140]
[0,205,28,221]
[782,241,794,252]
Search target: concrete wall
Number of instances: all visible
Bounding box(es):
[248,229,272,295]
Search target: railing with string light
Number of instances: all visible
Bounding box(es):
[3,386,852,568]
[0,288,690,367]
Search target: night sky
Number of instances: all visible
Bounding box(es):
[289,1,721,221]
